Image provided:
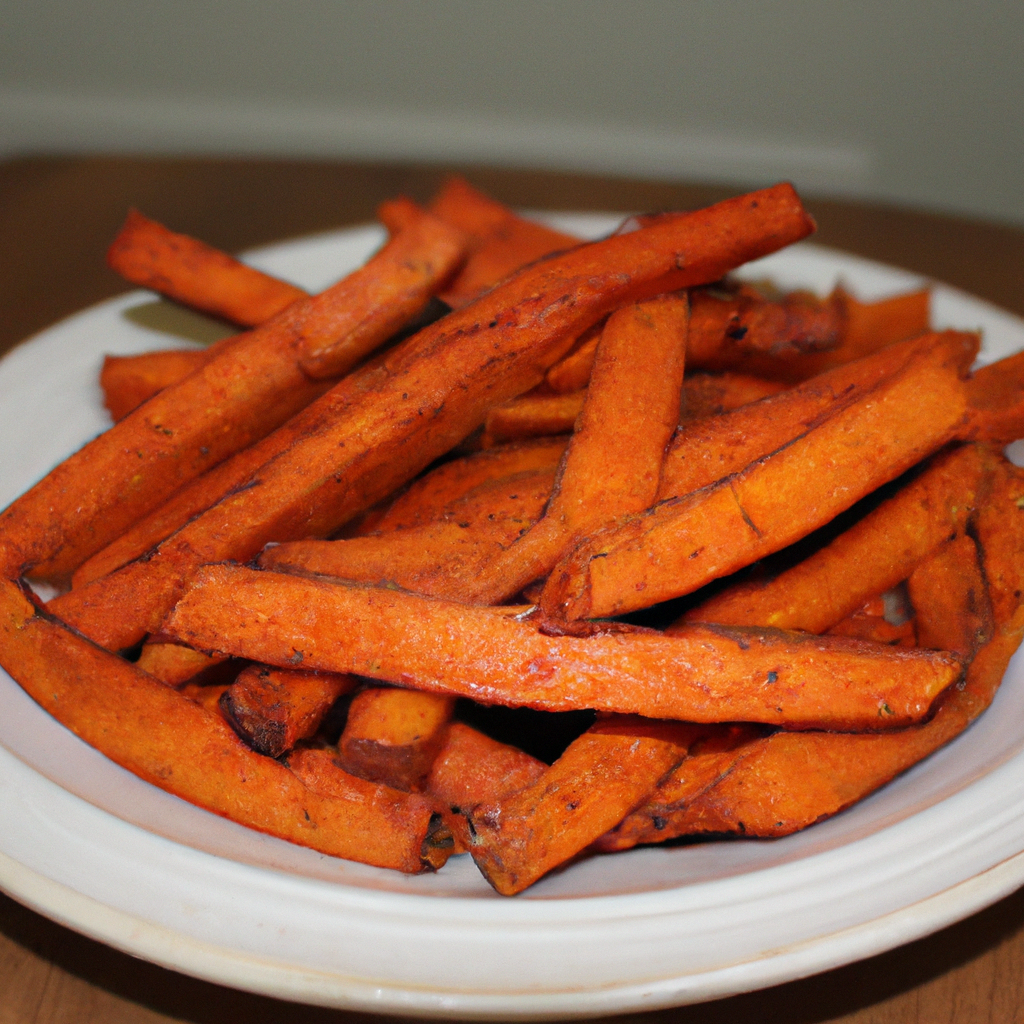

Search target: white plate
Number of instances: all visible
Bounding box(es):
[2,216,1024,1020]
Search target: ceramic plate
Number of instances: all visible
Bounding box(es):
[1,215,1024,1019]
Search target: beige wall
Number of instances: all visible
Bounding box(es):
[1,0,1021,224]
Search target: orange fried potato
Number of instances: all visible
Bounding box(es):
[259,468,554,595]
[0,578,446,873]
[681,443,991,633]
[221,665,357,758]
[107,209,308,327]
[455,716,696,894]
[55,184,815,651]
[542,332,976,620]
[338,687,456,791]
[164,565,961,732]
[426,722,547,810]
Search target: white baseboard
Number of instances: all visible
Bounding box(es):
[0,89,875,196]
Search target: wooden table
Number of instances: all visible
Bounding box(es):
[1,157,1024,1024]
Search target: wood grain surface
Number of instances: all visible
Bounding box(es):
[1,157,1023,1024]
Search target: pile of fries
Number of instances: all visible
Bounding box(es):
[2,178,1024,895]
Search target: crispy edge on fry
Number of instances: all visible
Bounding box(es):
[338,687,456,791]
[220,665,357,758]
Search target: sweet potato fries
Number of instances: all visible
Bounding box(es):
[1,177,1023,895]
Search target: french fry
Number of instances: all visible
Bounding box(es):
[365,435,568,534]
[100,349,212,422]
[220,665,357,758]
[543,324,603,393]
[338,687,456,791]
[286,747,452,872]
[684,284,844,368]
[426,722,547,810]
[544,285,928,390]
[679,443,991,633]
[541,331,976,621]
[453,717,702,895]
[647,609,1015,843]
[259,468,554,593]
[2,205,468,585]
[603,462,1024,847]
[107,209,308,327]
[136,640,228,686]
[962,349,1024,443]
[486,369,784,445]
[428,176,579,308]
[163,564,961,731]
[595,724,768,853]
[908,534,993,658]
[53,184,815,650]
[462,293,689,604]
[484,391,587,444]
[746,287,932,383]
[657,331,978,502]
[295,196,467,379]
[680,371,787,418]
[0,577,447,872]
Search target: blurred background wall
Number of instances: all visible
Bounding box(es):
[1,0,1021,224]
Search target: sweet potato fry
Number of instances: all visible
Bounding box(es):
[908,534,992,658]
[543,325,602,393]
[54,184,815,650]
[453,717,702,894]
[296,196,468,379]
[680,371,787,419]
[259,468,554,594]
[0,577,446,872]
[747,287,932,383]
[608,463,1024,845]
[69,369,381,588]
[484,391,587,444]
[545,285,927,389]
[650,621,1016,842]
[657,331,978,502]
[487,370,784,445]
[286,747,452,871]
[220,665,356,758]
[428,176,579,308]
[426,722,547,810]
[100,348,211,421]
[163,565,961,731]
[136,640,228,686]
[961,349,1024,444]
[338,687,456,791]
[684,284,844,368]
[462,293,689,604]
[541,331,976,621]
[595,724,768,852]
[365,435,568,534]
[107,209,308,327]
[3,206,467,585]
[680,443,991,633]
